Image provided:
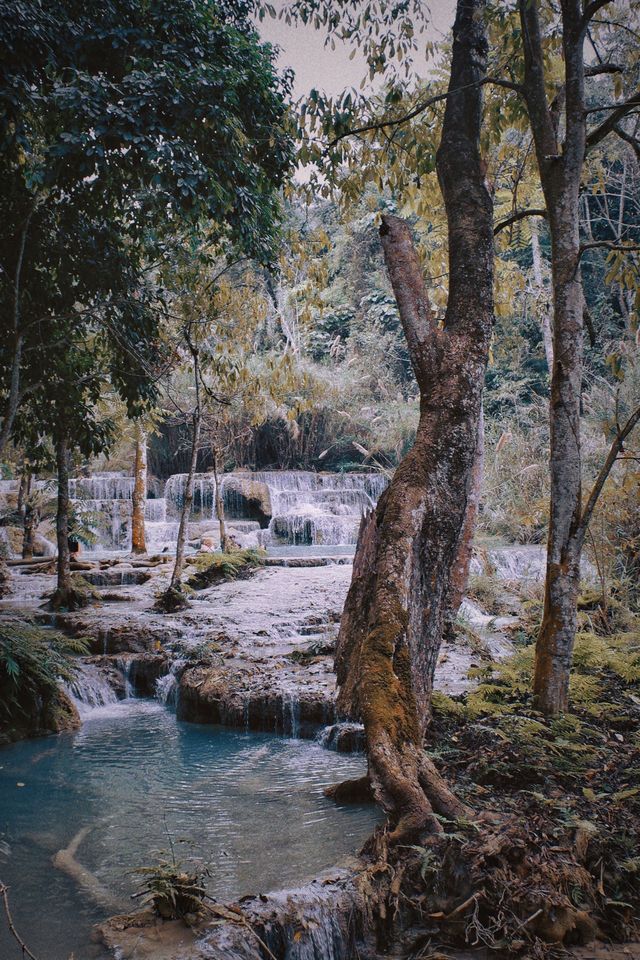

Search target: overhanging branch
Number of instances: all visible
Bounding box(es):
[327,76,522,148]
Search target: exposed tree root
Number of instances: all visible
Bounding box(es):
[324,775,374,804]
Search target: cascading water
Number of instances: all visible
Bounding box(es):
[64,663,119,717]
[63,469,389,552]
[247,470,388,547]
[155,659,186,707]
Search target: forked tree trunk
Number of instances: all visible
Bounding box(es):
[131,426,147,555]
[335,0,494,840]
[55,436,72,597]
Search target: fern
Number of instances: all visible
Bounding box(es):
[0,620,88,718]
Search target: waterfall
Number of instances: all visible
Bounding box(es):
[155,659,186,707]
[69,472,134,501]
[63,468,389,552]
[65,663,118,717]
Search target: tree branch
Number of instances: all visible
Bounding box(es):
[584,62,623,76]
[327,77,522,148]
[613,124,640,161]
[379,214,438,388]
[579,239,640,258]
[581,0,616,30]
[586,88,640,150]
[578,404,640,542]
[0,883,40,960]
[494,207,547,236]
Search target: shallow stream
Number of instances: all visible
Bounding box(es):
[0,700,378,960]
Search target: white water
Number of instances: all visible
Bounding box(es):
[65,469,389,551]
[64,663,119,717]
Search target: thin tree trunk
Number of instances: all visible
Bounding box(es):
[131,425,147,555]
[335,0,493,840]
[55,436,72,597]
[170,413,200,589]
[22,504,35,561]
[170,343,202,591]
[519,0,586,715]
[211,444,228,552]
[0,208,33,456]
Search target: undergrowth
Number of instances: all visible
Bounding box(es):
[0,620,88,733]
[396,616,640,956]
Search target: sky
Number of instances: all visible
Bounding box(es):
[257,1,457,97]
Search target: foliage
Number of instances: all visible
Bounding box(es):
[0,619,88,718]
[1,0,294,461]
[133,858,207,921]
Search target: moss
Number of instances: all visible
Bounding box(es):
[187,548,264,590]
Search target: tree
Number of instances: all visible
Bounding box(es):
[512,0,640,714]
[334,0,494,838]
[1,0,293,606]
[131,423,148,556]
[0,0,293,454]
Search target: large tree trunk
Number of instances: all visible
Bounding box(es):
[335,0,494,840]
[131,425,147,555]
[519,0,586,715]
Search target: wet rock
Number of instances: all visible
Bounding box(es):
[81,568,153,587]
[0,687,80,746]
[177,664,336,737]
[222,475,272,526]
[123,653,168,696]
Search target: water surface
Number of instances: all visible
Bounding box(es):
[0,700,377,960]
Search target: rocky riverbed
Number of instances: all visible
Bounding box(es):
[1,553,516,746]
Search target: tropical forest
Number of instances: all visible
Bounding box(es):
[1,0,639,958]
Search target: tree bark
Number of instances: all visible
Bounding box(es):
[335,0,494,840]
[448,406,484,618]
[211,444,229,552]
[169,344,201,592]
[55,436,72,597]
[530,221,554,376]
[519,0,587,715]
[131,425,147,555]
